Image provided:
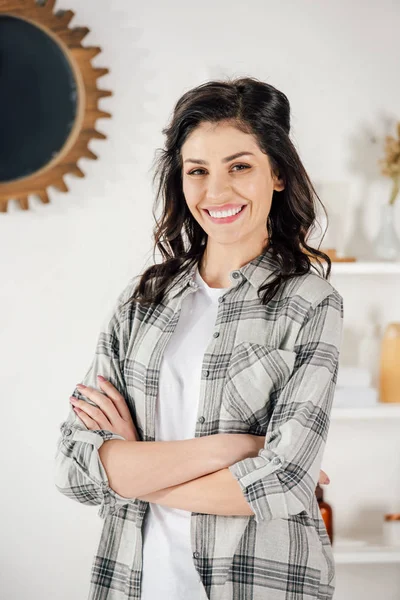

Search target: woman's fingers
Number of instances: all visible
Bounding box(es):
[319,469,330,485]
[96,377,132,422]
[72,383,121,424]
[73,406,102,430]
[70,378,138,440]
[70,396,112,429]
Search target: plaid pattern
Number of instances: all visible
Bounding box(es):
[54,248,343,599]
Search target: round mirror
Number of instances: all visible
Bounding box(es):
[0,0,112,212]
[0,15,78,182]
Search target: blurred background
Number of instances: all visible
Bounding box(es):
[1,0,400,598]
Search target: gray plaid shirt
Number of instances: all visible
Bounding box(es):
[55,248,343,599]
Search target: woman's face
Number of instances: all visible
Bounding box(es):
[181,120,285,251]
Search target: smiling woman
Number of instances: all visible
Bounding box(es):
[180,120,286,273]
[55,76,343,600]
[128,78,333,304]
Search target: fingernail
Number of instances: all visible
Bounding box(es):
[76,384,85,389]
[97,375,106,382]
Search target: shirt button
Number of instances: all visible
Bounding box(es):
[231,270,241,279]
[202,370,209,377]
[272,456,282,465]
[64,428,72,437]
[218,296,225,303]
[198,416,205,424]
[193,551,200,559]
[189,281,198,288]
[213,332,220,338]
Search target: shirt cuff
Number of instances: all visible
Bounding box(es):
[228,450,289,523]
[60,422,136,519]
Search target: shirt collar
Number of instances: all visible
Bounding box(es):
[164,246,279,301]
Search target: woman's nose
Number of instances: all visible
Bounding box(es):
[206,175,231,200]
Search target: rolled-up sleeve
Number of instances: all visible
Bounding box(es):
[228,289,344,524]
[54,278,138,519]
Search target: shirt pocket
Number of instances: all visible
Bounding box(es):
[220,342,297,430]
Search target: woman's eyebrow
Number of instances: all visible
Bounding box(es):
[183,151,256,165]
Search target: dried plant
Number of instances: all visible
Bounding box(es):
[378,121,400,205]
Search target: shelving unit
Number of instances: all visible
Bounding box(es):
[331,405,400,419]
[329,260,400,419]
[329,260,400,420]
[329,261,400,275]
[333,544,400,564]
[322,258,400,590]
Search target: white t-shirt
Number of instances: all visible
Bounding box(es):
[141,266,230,599]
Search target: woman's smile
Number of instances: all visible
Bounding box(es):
[202,204,247,224]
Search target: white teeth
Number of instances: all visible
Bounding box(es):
[208,206,244,218]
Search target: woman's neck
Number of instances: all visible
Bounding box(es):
[198,238,269,288]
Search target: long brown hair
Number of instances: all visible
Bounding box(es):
[123,76,331,309]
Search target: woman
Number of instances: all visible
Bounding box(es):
[55,77,343,600]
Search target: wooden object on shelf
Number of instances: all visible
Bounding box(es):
[0,0,111,212]
[305,248,357,263]
[379,322,400,404]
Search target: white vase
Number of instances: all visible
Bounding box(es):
[375,203,400,261]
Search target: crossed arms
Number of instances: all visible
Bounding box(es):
[98,434,260,517]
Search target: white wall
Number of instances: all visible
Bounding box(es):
[2,0,400,598]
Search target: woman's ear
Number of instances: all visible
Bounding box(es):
[273,176,285,192]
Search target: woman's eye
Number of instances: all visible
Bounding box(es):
[187,164,250,176]
[232,164,250,172]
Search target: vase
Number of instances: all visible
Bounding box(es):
[375,203,400,261]
[379,322,400,404]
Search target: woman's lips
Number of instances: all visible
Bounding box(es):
[203,204,247,224]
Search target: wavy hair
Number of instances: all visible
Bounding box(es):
[123,76,331,309]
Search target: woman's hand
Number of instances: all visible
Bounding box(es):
[318,469,330,485]
[70,376,139,442]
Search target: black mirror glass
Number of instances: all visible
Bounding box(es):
[0,15,78,183]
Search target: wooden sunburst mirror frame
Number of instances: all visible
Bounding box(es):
[0,0,111,212]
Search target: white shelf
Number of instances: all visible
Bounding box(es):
[333,543,400,564]
[328,261,400,275]
[331,404,400,419]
